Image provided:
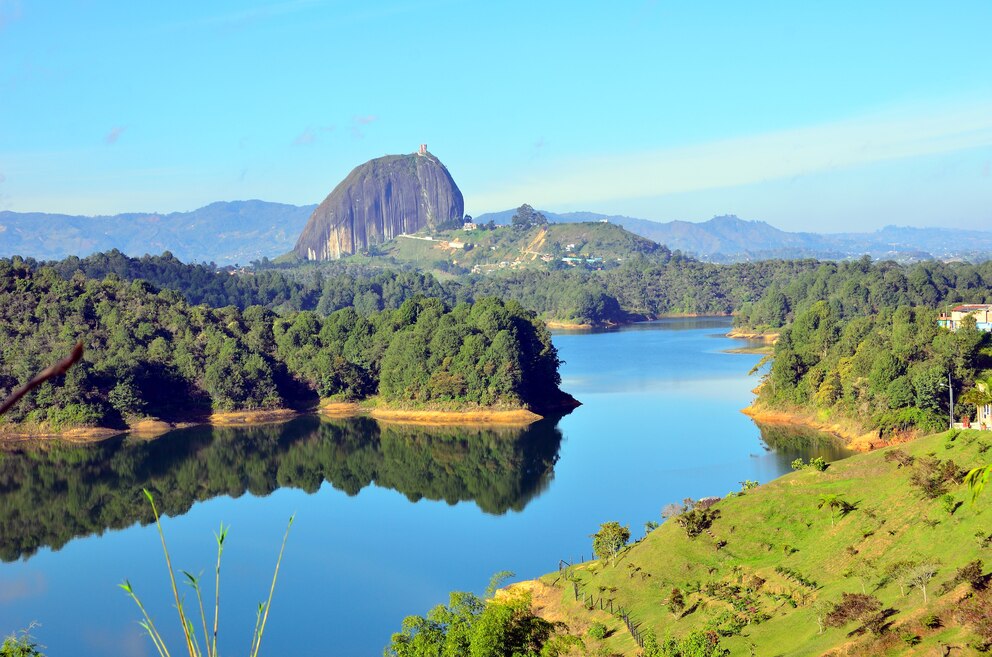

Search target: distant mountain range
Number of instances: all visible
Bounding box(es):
[2,201,990,265]
[474,210,992,263]
[0,200,315,265]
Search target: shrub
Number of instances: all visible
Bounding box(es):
[668,587,686,618]
[884,449,915,468]
[809,457,828,471]
[676,507,719,538]
[1,629,44,657]
[586,623,608,640]
[909,456,965,499]
[790,457,827,471]
[941,560,986,594]
[956,590,992,645]
[825,593,883,634]
[941,494,962,516]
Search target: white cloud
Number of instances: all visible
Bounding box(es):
[469,98,992,211]
[350,115,378,139]
[292,124,333,146]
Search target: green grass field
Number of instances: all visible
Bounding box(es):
[539,429,992,656]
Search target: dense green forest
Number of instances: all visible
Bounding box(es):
[27,241,992,331]
[759,302,991,434]
[736,257,992,330]
[0,258,565,432]
[37,249,823,326]
[0,415,563,561]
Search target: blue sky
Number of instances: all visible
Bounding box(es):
[1,0,990,231]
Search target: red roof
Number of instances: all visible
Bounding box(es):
[952,304,992,311]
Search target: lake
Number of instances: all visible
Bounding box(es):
[0,318,850,656]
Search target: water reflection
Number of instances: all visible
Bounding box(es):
[0,414,564,562]
[754,422,855,469]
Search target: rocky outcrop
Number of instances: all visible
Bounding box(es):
[294,150,464,260]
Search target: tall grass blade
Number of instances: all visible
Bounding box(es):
[250,514,294,657]
[143,488,197,657]
[121,580,171,657]
[212,523,227,657]
[183,570,211,657]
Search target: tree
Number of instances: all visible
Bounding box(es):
[817,493,855,526]
[906,561,939,603]
[591,521,630,565]
[510,204,548,230]
[811,600,830,634]
[844,558,877,594]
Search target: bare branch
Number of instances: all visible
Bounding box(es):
[0,342,84,417]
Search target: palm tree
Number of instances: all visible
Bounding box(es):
[817,494,848,527]
[963,377,992,501]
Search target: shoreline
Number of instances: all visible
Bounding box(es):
[726,327,779,342]
[0,398,569,442]
[741,403,915,452]
[320,400,547,427]
[370,407,543,426]
[548,313,735,331]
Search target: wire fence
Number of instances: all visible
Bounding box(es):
[554,557,646,649]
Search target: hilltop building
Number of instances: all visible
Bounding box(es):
[938,304,992,332]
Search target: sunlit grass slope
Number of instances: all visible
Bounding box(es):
[540,429,992,656]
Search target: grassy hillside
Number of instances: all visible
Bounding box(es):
[533,429,992,656]
[375,222,670,274]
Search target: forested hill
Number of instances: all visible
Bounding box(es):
[33,249,823,327]
[0,259,568,433]
[759,303,990,436]
[735,258,992,330]
[731,257,992,436]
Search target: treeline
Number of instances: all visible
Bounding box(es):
[0,259,564,431]
[46,250,452,314]
[737,257,992,330]
[761,302,991,434]
[0,416,563,560]
[38,249,824,326]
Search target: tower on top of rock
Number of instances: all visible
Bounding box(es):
[418,144,427,155]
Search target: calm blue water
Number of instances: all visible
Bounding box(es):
[0,318,848,657]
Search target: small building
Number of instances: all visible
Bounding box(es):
[980,403,992,431]
[462,222,477,231]
[938,304,992,332]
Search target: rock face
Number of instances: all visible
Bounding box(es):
[294,150,464,260]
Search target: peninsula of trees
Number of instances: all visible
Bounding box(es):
[0,258,571,434]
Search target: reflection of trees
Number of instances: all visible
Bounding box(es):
[0,415,563,562]
[754,422,853,470]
